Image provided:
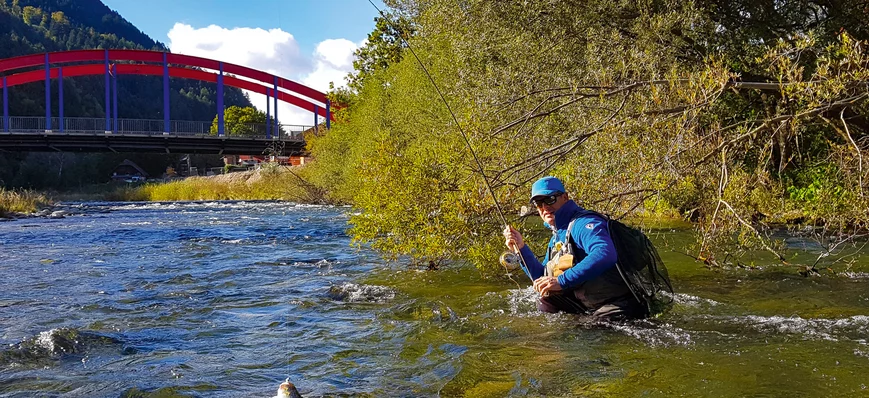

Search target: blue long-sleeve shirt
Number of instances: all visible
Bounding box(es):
[518,200,618,290]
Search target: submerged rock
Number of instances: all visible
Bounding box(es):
[0,327,131,367]
[328,283,395,303]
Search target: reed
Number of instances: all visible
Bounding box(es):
[0,188,51,216]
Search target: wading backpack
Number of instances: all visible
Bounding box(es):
[602,215,674,313]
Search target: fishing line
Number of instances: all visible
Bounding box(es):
[364,0,533,285]
[285,283,292,381]
[278,5,293,386]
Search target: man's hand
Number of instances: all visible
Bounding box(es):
[503,225,525,252]
[533,276,563,295]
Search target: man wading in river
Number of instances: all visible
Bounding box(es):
[503,176,649,320]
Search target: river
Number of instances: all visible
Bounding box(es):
[1,201,868,397]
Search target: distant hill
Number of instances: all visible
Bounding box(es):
[0,0,251,119]
[0,0,252,189]
[0,0,162,55]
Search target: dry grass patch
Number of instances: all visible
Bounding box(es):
[0,188,51,216]
[107,166,330,204]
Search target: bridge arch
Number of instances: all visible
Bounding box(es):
[0,49,333,135]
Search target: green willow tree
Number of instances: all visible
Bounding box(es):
[348,11,415,91]
[211,106,263,137]
[309,0,869,273]
[209,106,283,138]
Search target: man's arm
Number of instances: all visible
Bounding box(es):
[518,242,547,280]
[556,216,617,289]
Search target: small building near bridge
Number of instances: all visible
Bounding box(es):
[111,159,149,182]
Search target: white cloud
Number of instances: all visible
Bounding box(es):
[167,23,360,125]
[167,23,310,78]
[303,39,358,92]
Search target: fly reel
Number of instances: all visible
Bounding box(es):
[499,252,522,271]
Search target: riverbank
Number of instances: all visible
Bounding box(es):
[1,165,331,219]
[104,165,329,203]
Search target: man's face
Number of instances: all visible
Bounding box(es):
[533,193,568,226]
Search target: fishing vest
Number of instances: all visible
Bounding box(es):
[544,219,579,278]
[545,214,634,309]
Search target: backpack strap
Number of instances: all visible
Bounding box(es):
[562,218,578,255]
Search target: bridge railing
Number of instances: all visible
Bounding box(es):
[116,118,166,134]
[7,116,47,132]
[281,125,309,141]
[65,117,105,132]
[171,120,211,136]
[0,116,312,140]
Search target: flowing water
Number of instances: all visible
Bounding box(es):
[1,201,868,397]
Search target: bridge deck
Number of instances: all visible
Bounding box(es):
[0,117,311,155]
[0,132,305,155]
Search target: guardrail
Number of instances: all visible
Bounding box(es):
[0,116,311,141]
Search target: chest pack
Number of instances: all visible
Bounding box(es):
[544,219,579,278]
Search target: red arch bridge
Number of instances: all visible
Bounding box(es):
[0,50,333,155]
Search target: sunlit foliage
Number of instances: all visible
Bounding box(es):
[0,188,49,216]
[307,1,869,271]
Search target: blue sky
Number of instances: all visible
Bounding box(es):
[99,0,386,124]
[102,0,382,55]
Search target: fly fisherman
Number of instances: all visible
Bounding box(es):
[503,176,647,320]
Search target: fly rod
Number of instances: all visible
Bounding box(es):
[364,0,532,282]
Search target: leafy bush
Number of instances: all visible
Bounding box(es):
[306,1,869,271]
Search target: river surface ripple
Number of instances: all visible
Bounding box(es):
[1,201,869,397]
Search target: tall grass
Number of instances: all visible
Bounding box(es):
[0,188,51,216]
[106,166,331,204]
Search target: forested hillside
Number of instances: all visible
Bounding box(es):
[0,0,251,188]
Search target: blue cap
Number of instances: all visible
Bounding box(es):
[530,176,565,199]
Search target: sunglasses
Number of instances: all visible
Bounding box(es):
[531,193,562,207]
